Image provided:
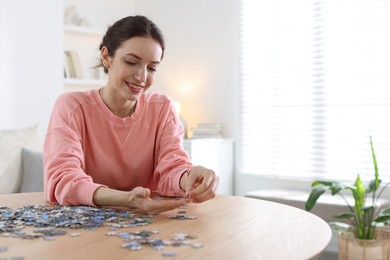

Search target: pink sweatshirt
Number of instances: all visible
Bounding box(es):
[43,89,192,206]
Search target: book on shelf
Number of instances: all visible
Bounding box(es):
[64,50,83,79]
[191,123,223,138]
[63,52,72,78]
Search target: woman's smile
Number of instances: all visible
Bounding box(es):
[126,81,144,95]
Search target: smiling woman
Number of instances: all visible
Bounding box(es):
[98,36,162,117]
[43,15,219,214]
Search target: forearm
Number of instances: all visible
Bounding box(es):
[155,104,192,196]
[93,187,132,208]
[93,186,191,214]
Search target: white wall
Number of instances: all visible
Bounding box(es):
[0,0,63,135]
[132,0,239,138]
[0,0,140,133]
[64,0,137,31]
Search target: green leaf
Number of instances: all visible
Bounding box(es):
[312,181,334,187]
[344,184,358,191]
[333,212,355,219]
[367,179,382,193]
[370,136,380,190]
[329,222,351,235]
[373,215,390,223]
[377,210,390,218]
[379,208,390,215]
[362,205,374,213]
[305,186,326,211]
[354,175,365,215]
[330,182,343,195]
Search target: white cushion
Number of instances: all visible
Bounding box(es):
[0,125,41,193]
[20,148,44,192]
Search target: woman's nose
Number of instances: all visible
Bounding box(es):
[134,66,147,83]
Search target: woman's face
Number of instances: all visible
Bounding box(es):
[103,36,163,101]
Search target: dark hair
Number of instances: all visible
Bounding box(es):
[99,15,165,73]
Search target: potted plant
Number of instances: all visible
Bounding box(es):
[305,136,390,259]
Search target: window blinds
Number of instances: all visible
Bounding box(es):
[238,0,390,181]
[0,3,5,129]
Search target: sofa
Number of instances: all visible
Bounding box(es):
[0,125,44,193]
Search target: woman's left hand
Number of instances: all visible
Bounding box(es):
[183,166,219,203]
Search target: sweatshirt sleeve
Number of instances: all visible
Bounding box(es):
[43,94,106,206]
[154,99,193,197]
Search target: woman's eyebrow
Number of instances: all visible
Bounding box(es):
[125,53,142,60]
[125,53,160,64]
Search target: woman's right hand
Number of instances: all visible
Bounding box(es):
[93,186,192,214]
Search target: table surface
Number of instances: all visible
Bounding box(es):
[0,192,331,260]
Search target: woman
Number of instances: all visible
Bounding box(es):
[44,15,218,214]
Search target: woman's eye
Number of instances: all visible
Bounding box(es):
[148,67,157,72]
[125,60,157,73]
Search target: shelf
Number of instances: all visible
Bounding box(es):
[64,24,104,37]
[64,78,106,87]
[63,24,105,91]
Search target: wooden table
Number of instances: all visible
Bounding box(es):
[0,192,331,260]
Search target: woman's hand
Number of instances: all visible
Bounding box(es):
[128,187,192,214]
[93,186,191,214]
[182,166,219,203]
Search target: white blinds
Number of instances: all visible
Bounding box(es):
[0,3,5,129]
[239,0,390,181]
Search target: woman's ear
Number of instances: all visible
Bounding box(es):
[101,47,110,69]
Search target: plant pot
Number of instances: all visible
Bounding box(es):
[338,229,390,260]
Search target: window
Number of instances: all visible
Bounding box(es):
[239,0,390,181]
[0,2,6,129]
